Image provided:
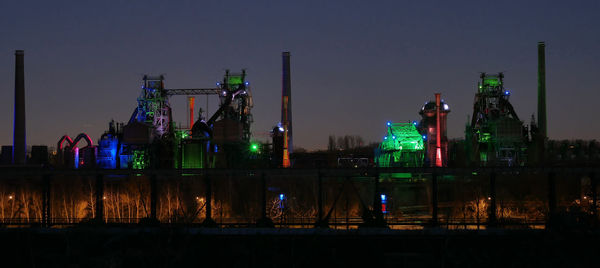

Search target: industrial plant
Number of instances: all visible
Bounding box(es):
[0,43,598,235]
[0,42,592,170]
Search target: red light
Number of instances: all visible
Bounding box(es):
[436,148,442,167]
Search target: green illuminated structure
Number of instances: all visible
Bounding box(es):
[466,73,528,166]
[131,149,149,169]
[375,122,424,168]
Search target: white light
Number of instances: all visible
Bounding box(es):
[443,104,449,110]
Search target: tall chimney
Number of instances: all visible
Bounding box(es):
[537,42,547,139]
[282,51,292,154]
[13,50,26,165]
[188,96,195,131]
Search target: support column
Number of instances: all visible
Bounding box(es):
[431,172,439,226]
[372,173,386,227]
[256,172,273,227]
[315,172,327,228]
[488,172,497,227]
[202,174,216,227]
[95,174,104,224]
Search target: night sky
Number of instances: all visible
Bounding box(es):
[0,0,598,151]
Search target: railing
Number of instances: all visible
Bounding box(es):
[0,167,597,229]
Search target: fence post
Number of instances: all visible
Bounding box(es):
[488,171,497,227]
[95,174,104,224]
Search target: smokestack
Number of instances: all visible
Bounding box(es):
[188,96,195,131]
[282,52,292,154]
[537,42,547,139]
[13,50,26,165]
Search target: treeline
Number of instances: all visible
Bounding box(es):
[327,135,366,151]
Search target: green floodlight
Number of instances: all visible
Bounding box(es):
[250,143,260,153]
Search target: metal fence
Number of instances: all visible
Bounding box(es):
[0,167,598,229]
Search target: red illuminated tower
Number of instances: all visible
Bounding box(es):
[418,93,450,167]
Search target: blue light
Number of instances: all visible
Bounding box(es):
[504,90,510,95]
[384,136,388,140]
[245,81,249,85]
[380,194,386,202]
[422,135,427,140]
[392,136,396,140]
[412,121,417,126]
[386,121,391,126]
[216,82,220,86]
[279,193,285,201]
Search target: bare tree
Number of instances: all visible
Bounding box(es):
[328,135,336,151]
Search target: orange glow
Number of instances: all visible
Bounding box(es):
[188,97,195,131]
[282,96,290,168]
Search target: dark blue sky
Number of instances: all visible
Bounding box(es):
[1,0,598,150]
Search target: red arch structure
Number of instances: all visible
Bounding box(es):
[57,133,93,151]
[57,135,74,151]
